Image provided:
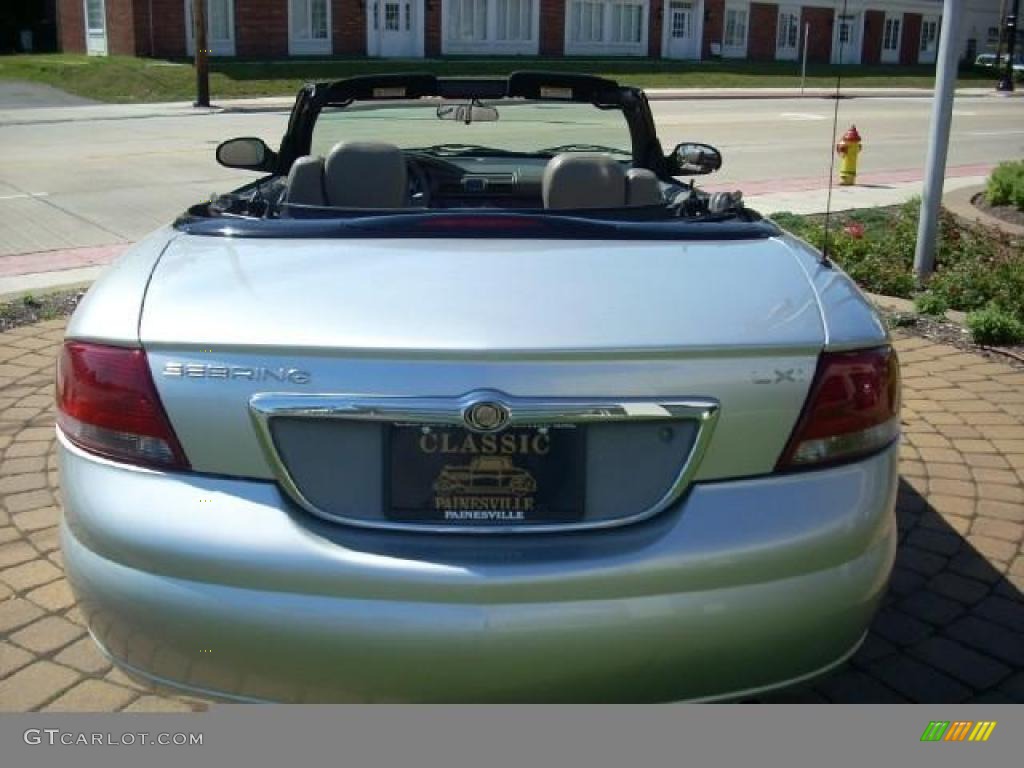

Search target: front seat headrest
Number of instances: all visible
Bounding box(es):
[324,141,407,208]
[283,155,326,207]
[542,153,627,210]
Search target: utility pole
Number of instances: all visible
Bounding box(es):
[997,0,1020,92]
[995,0,1008,65]
[192,0,210,107]
[801,22,810,95]
[914,0,963,283]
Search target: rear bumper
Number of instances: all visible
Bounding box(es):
[60,435,898,702]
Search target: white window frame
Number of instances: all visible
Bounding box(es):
[661,0,704,60]
[775,5,800,61]
[721,1,749,59]
[443,0,540,55]
[919,15,939,64]
[367,0,425,57]
[289,0,332,55]
[830,11,863,65]
[184,0,236,57]
[83,0,108,55]
[881,12,901,64]
[564,0,649,56]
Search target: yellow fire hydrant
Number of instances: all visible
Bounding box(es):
[836,125,863,186]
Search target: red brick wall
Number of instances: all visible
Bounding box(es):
[426,0,440,56]
[132,0,152,55]
[540,0,563,55]
[747,3,777,61]
[103,0,136,54]
[648,0,662,58]
[702,0,723,58]
[151,0,187,57]
[862,9,883,65]
[334,0,365,55]
[58,0,84,53]
[800,5,832,63]
[235,0,287,57]
[901,12,921,65]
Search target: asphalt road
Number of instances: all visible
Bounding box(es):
[0,94,1021,258]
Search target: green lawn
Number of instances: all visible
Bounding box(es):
[0,54,1001,104]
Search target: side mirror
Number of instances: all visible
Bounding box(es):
[436,102,500,124]
[668,143,723,176]
[216,137,277,172]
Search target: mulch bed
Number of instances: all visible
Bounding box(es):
[0,290,84,334]
[971,193,1024,229]
[883,308,1024,371]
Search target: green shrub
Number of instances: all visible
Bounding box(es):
[773,199,921,299]
[772,200,1024,331]
[966,304,1024,345]
[927,211,1024,324]
[914,291,949,316]
[985,160,1024,211]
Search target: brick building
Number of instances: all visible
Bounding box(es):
[57,1,1000,64]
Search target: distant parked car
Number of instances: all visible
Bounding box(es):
[58,71,900,703]
[976,52,1024,77]
[975,53,1004,68]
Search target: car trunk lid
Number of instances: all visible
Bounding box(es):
[141,235,825,531]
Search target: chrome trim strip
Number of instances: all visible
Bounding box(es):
[249,390,719,534]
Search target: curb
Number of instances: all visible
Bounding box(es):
[943,184,1024,237]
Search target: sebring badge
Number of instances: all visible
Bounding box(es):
[163,362,311,384]
[463,401,510,433]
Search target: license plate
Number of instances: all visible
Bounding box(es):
[386,424,586,526]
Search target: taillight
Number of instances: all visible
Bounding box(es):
[776,346,900,470]
[56,341,190,470]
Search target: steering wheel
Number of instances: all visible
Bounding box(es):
[406,157,432,208]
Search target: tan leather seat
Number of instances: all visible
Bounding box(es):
[282,156,326,206]
[283,141,408,209]
[542,153,627,210]
[325,141,407,208]
[625,168,664,207]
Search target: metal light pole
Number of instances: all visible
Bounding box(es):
[801,22,810,95]
[192,0,210,108]
[914,0,963,283]
[997,0,1020,92]
[995,0,1009,65]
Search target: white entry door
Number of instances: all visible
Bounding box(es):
[831,12,861,64]
[919,16,939,64]
[185,0,236,57]
[775,5,800,61]
[664,1,699,60]
[881,12,902,64]
[83,0,107,55]
[369,0,421,57]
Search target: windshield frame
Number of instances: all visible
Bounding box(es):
[274,72,669,179]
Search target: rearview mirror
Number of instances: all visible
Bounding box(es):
[216,137,277,172]
[437,102,500,124]
[669,143,723,176]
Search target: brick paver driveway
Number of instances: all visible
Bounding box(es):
[1,322,1022,709]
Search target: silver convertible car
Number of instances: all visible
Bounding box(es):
[57,72,900,702]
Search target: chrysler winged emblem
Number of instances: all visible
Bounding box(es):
[463,401,510,433]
